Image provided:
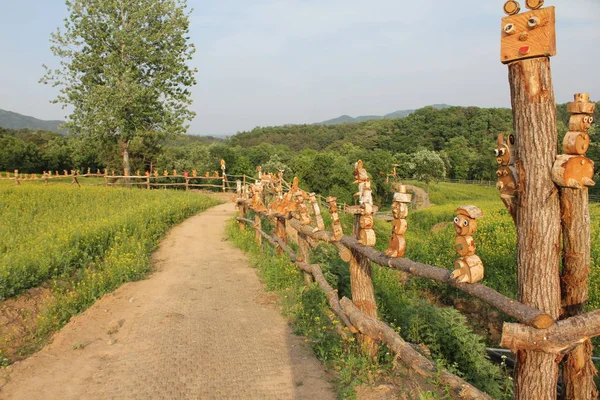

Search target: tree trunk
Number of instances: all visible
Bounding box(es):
[121,140,131,186]
[509,57,561,399]
[350,214,378,357]
[560,187,597,399]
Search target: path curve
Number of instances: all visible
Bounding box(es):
[0,202,335,400]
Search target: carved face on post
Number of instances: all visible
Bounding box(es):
[494,133,515,166]
[501,4,556,64]
[454,215,477,236]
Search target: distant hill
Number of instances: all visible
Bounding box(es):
[0,108,65,132]
[316,104,451,125]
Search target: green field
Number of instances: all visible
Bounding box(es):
[0,182,219,363]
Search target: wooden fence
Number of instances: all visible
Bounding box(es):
[0,168,240,192]
[234,149,600,399]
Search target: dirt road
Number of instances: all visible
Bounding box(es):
[0,202,335,400]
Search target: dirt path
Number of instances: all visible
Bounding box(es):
[0,202,335,400]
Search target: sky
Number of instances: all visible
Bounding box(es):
[0,0,599,136]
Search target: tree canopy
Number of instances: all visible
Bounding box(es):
[41,0,197,174]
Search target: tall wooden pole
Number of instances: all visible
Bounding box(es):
[557,93,597,399]
[509,57,561,399]
[561,188,597,399]
[350,214,378,357]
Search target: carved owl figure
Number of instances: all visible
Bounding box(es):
[501,1,555,64]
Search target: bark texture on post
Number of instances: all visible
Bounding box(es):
[560,187,597,399]
[350,214,378,357]
[298,233,314,285]
[275,217,287,255]
[254,215,262,247]
[509,57,561,399]
[237,202,245,231]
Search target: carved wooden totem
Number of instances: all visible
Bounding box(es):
[495,133,519,220]
[451,205,484,284]
[308,193,325,231]
[326,196,344,241]
[552,93,595,188]
[358,180,376,247]
[293,190,312,225]
[385,185,411,258]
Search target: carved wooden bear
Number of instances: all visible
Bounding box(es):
[451,205,484,284]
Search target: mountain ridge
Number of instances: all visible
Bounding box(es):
[0,108,65,132]
[315,104,451,125]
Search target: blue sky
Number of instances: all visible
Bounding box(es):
[0,0,598,136]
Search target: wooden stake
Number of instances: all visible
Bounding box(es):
[560,187,597,399]
[238,201,246,232]
[254,215,262,247]
[298,233,313,285]
[350,213,378,357]
[509,56,561,399]
[275,217,287,255]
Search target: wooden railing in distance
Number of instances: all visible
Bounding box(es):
[236,215,492,400]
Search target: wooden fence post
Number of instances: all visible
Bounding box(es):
[298,233,313,285]
[507,52,561,400]
[275,217,287,255]
[185,177,189,191]
[350,211,378,357]
[238,202,245,232]
[556,93,597,399]
[254,215,262,246]
[348,160,378,357]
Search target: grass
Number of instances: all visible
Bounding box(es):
[0,182,219,361]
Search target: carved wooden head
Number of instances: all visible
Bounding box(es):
[494,133,515,166]
[501,4,555,64]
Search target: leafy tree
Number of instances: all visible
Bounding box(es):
[412,149,446,185]
[42,0,197,176]
[263,154,289,175]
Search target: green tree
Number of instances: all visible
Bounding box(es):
[42,0,197,176]
[412,149,446,185]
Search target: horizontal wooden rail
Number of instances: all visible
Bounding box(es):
[501,309,600,354]
[237,215,491,399]
[275,213,554,329]
[340,298,492,400]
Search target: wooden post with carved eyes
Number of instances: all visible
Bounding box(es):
[494,133,518,222]
[346,161,378,357]
[501,2,562,398]
[451,206,484,284]
[554,93,597,399]
[385,185,411,258]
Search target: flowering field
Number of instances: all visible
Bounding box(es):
[0,183,218,301]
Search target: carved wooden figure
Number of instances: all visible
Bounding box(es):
[309,193,325,231]
[451,205,484,284]
[353,160,369,202]
[358,181,376,247]
[501,3,555,63]
[294,191,312,226]
[385,185,412,258]
[553,93,596,188]
[327,196,344,242]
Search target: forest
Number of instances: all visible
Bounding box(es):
[2,102,599,204]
